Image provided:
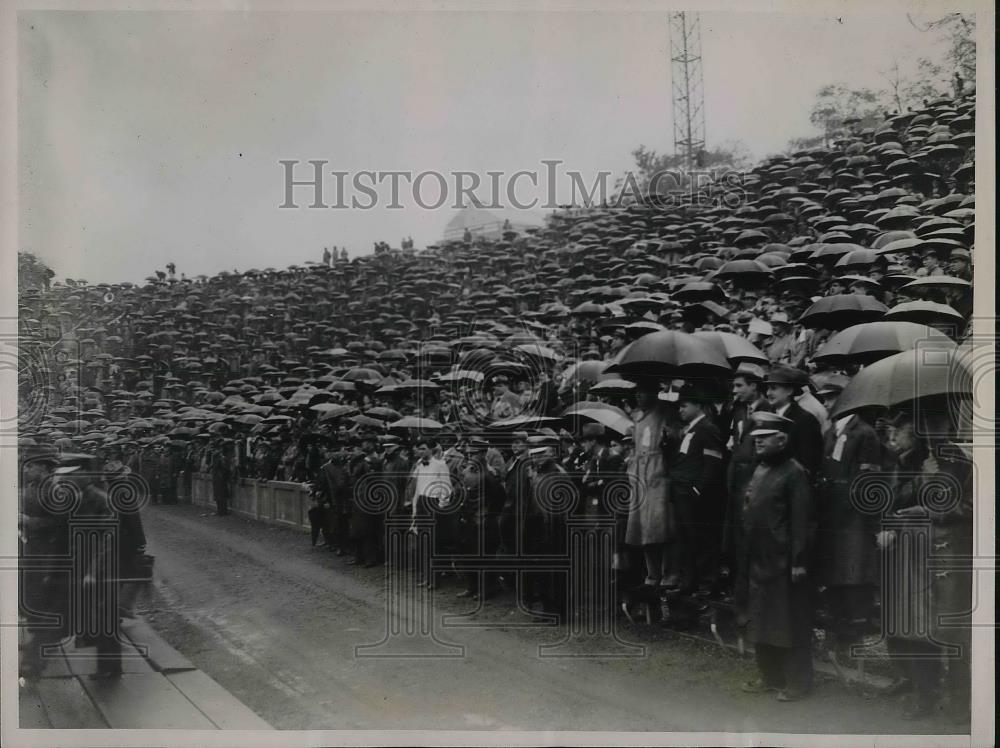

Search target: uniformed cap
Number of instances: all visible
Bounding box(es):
[492,374,509,384]
[748,412,794,436]
[467,435,490,450]
[379,434,402,450]
[770,312,791,325]
[581,422,606,439]
[511,430,529,441]
[949,248,971,260]
[763,364,809,388]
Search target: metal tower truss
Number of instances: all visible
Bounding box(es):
[668,12,706,172]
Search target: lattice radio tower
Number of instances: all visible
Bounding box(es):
[668,12,706,172]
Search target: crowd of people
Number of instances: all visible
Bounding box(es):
[19,91,976,716]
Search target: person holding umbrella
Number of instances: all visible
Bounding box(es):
[813,375,883,667]
[736,412,814,702]
[666,382,726,596]
[878,409,973,723]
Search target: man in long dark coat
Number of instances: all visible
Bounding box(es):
[524,441,568,616]
[814,377,883,658]
[316,448,352,555]
[723,363,767,592]
[667,383,726,594]
[735,412,814,702]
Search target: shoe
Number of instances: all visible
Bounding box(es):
[455,589,475,599]
[415,579,428,587]
[741,678,777,694]
[776,688,808,702]
[620,601,636,625]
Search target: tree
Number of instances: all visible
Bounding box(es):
[18,252,55,293]
[786,13,975,151]
[620,140,752,199]
[808,84,886,147]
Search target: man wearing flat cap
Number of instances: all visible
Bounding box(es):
[763,365,823,476]
[666,382,726,594]
[736,412,814,702]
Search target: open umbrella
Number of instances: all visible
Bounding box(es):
[587,378,638,397]
[350,414,385,429]
[560,360,611,389]
[516,343,561,362]
[561,401,632,437]
[341,367,384,383]
[604,330,731,379]
[900,276,972,296]
[488,414,563,430]
[715,260,772,281]
[799,295,888,330]
[394,379,442,393]
[883,300,965,330]
[812,321,955,366]
[672,281,727,304]
[317,404,360,422]
[831,347,972,418]
[692,331,769,366]
[388,416,443,430]
[437,369,485,384]
[365,407,403,422]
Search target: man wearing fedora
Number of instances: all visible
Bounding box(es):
[762,365,824,476]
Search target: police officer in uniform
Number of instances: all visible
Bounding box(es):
[736,412,814,702]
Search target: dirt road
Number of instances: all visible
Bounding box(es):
[138,505,956,734]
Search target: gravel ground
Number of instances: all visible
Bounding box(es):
[137,504,963,734]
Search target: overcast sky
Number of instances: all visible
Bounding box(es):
[19,7,958,283]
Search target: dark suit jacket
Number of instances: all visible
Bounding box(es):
[778,401,823,476]
[666,415,726,502]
